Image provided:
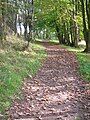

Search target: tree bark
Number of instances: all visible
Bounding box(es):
[55,24,63,44]
[81,0,90,52]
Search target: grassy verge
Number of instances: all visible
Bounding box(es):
[61,45,90,82]
[0,40,46,114]
[77,52,90,81]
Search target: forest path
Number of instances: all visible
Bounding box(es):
[8,42,90,120]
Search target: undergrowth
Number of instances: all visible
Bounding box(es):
[0,36,46,114]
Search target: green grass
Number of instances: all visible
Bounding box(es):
[50,39,59,43]
[77,52,90,81]
[0,42,46,114]
[35,38,59,44]
[61,45,90,82]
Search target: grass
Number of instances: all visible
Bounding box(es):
[61,45,90,82]
[50,39,59,43]
[77,52,90,81]
[0,37,46,114]
[35,38,59,44]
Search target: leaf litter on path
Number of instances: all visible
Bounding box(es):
[7,42,90,120]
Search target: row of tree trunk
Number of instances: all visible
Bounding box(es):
[55,0,90,52]
[0,0,34,47]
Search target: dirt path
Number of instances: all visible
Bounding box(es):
[8,42,90,120]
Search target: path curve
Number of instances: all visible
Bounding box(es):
[8,42,90,120]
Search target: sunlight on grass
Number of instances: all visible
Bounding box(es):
[61,45,84,52]
[0,42,46,114]
[50,39,59,43]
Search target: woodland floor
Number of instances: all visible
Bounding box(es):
[7,42,90,120]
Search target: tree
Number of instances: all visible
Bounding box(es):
[0,0,90,52]
[80,0,90,52]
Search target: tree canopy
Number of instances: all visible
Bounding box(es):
[0,0,90,52]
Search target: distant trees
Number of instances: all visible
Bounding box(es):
[35,0,90,52]
[36,0,80,47]
[0,0,18,43]
[0,0,34,46]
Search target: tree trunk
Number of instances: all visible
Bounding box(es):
[66,22,70,45]
[85,0,90,52]
[80,0,90,52]
[72,0,78,47]
[70,18,74,46]
[24,20,28,40]
[55,25,63,44]
[28,0,34,43]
